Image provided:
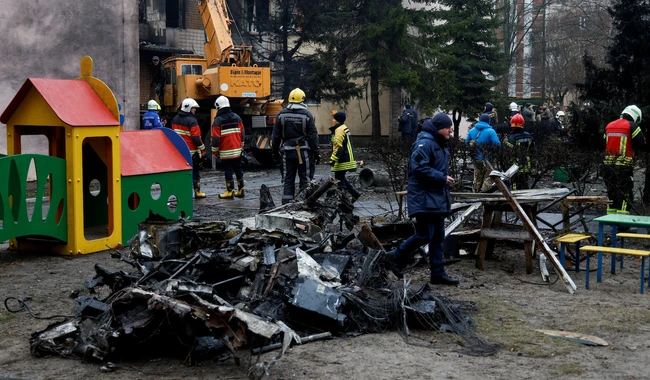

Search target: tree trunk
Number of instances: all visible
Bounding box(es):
[370,67,381,138]
[452,108,462,138]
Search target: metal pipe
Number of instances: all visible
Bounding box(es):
[251,332,332,354]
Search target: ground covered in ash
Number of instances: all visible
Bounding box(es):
[2,161,650,379]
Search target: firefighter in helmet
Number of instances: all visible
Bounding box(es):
[603,105,645,214]
[142,100,165,129]
[171,98,207,199]
[505,114,533,190]
[271,88,320,204]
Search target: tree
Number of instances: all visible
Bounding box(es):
[432,0,507,136]
[579,0,650,202]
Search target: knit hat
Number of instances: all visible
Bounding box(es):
[405,103,412,109]
[479,113,490,123]
[333,111,346,123]
[431,113,452,130]
[485,102,494,112]
[152,56,160,61]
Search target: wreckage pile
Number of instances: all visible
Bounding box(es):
[27,180,497,376]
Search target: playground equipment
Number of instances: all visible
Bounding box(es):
[0,56,193,255]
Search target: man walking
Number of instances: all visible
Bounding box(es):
[603,105,645,214]
[272,88,320,204]
[388,113,459,286]
[329,111,360,201]
[212,96,245,199]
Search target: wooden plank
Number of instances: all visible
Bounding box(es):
[536,330,609,346]
[485,160,577,294]
[555,233,591,243]
[475,205,494,270]
[579,245,650,257]
[480,228,531,240]
[616,232,650,240]
[565,196,612,205]
[445,203,482,237]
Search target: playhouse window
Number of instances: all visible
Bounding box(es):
[180,64,203,75]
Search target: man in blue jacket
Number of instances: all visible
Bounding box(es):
[388,113,459,286]
[466,113,501,192]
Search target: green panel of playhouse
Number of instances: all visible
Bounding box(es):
[0,154,67,242]
[121,170,193,242]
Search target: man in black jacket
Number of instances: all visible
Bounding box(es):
[272,88,320,204]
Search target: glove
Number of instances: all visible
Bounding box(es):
[330,160,335,167]
[314,153,321,165]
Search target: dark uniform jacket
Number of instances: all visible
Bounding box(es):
[506,129,534,172]
[171,111,204,155]
[406,118,451,217]
[272,103,319,156]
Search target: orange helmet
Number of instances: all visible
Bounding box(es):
[510,114,525,128]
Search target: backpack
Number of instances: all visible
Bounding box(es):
[469,130,482,149]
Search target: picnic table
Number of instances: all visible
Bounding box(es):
[593,214,650,282]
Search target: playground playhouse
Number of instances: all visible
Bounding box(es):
[0,56,193,255]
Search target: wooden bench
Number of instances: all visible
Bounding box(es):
[554,233,591,272]
[615,233,650,272]
[579,245,650,294]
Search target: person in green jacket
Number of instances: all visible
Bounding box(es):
[330,111,360,201]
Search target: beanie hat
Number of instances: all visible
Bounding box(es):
[333,111,346,123]
[405,103,412,109]
[485,102,494,112]
[479,113,490,123]
[431,113,452,130]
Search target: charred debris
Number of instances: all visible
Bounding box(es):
[29,179,496,376]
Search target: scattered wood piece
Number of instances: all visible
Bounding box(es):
[480,228,531,241]
[485,160,577,294]
[536,329,609,346]
[445,203,482,237]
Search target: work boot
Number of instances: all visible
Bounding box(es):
[234,179,245,198]
[219,181,235,199]
[386,249,405,279]
[430,274,460,286]
[194,182,206,199]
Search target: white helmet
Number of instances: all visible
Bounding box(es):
[509,102,518,111]
[147,99,160,111]
[556,111,565,118]
[215,96,230,110]
[181,98,200,112]
[621,105,642,124]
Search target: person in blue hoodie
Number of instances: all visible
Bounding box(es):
[388,113,459,286]
[466,113,501,192]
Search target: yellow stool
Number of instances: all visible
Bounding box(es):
[555,233,592,272]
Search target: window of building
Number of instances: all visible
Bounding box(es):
[180,64,203,75]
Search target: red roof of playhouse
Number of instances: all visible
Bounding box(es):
[0,78,119,126]
[120,130,192,176]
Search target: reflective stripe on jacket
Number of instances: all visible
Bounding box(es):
[330,123,356,172]
[211,108,244,160]
[172,111,204,154]
[604,119,644,166]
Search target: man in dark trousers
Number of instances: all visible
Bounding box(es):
[150,56,165,104]
[171,98,206,199]
[388,113,459,286]
[212,96,246,199]
[397,104,415,140]
[272,88,320,204]
[603,105,645,214]
[329,111,360,201]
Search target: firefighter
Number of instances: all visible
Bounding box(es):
[505,114,534,190]
[272,88,320,204]
[212,96,245,199]
[603,105,645,214]
[172,98,207,199]
[329,111,360,201]
[551,110,567,136]
[142,100,165,130]
[507,102,520,123]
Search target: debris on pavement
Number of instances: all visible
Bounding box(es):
[25,181,497,377]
